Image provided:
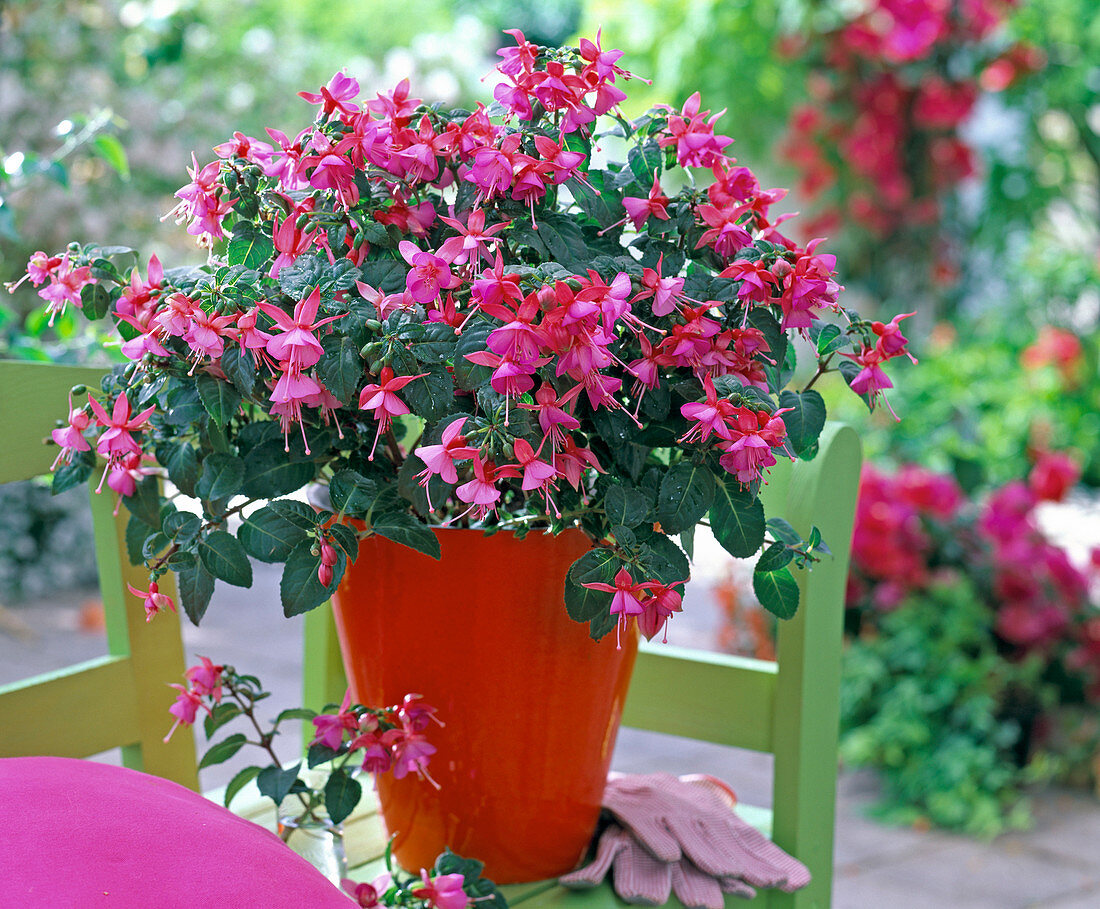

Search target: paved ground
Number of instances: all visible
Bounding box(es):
[3,567,1099,907]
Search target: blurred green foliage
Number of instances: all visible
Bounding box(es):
[827,239,1100,490]
[580,0,808,167]
[841,580,1055,838]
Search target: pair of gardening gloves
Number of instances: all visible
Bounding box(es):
[560,773,810,907]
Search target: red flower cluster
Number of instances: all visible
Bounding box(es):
[848,456,1098,695]
[779,0,1040,279]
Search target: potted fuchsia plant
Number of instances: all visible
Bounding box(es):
[16,30,911,881]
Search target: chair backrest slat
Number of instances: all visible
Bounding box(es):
[0,361,199,787]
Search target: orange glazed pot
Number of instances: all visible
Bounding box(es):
[330,527,638,884]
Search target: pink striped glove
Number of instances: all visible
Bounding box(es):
[602,773,811,893]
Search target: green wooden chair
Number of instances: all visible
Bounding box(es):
[0,360,199,787]
[303,422,861,909]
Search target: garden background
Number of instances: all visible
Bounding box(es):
[2,0,1098,888]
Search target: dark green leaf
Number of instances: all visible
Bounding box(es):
[238,505,310,562]
[766,517,801,546]
[710,477,765,558]
[228,222,275,271]
[199,530,253,587]
[164,384,205,426]
[657,462,715,535]
[80,282,112,320]
[157,440,199,496]
[316,334,363,405]
[240,439,317,498]
[627,140,661,188]
[756,541,794,573]
[51,449,94,494]
[324,769,363,825]
[199,733,247,769]
[224,765,263,808]
[163,511,201,545]
[640,532,690,584]
[122,475,163,528]
[275,707,317,724]
[402,368,454,424]
[256,762,302,806]
[563,548,619,624]
[778,389,826,457]
[126,515,155,566]
[268,498,321,530]
[753,567,800,619]
[680,526,695,562]
[281,540,346,617]
[328,470,379,517]
[196,453,246,501]
[328,522,359,562]
[604,484,650,529]
[176,562,215,625]
[203,702,243,737]
[357,256,406,294]
[307,742,339,769]
[196,374,241,426]
[452,322,495,391]
[220,346,257,396]
[814,323,845,356]
[370,511,441,559]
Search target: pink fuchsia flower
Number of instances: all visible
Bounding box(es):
[411,872,469,909]
[695,204,753,259]
[116,253,164,319]
[1029,451,1080,503]
[342,879,380,909]
[454,456,519,519]
[311,689,360,750]
[415,417,479,489]
[635,255,688,318]
[679,375,737,444]
[105,451,157,510]
[658,91,733,168]
[298,70,361,119]
[399,241,461,303]
[520,383,581,451]
[622,175,671,231]
[513,437,560,515]
[185,655,224,699]
[358,367,427,460]
[50,392,93,469]
[126,580,177,623]
[383,728,438,784]
[163,684,207,743]
[716,407,791,486]
[841,347,899,420]
[258,286,343,372]
[213,131,275,166]
[556,436,603,490]
[582,567,662,649]
[37,253,95,325]
[398,694,441,733]
[356,735,393,774]
[638,581,685,643]
[872,311,917,363]
[719,258,780,304]
[87,393,156,464]
[436,207,510,270]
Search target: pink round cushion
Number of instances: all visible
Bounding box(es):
[0,756,352,908]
